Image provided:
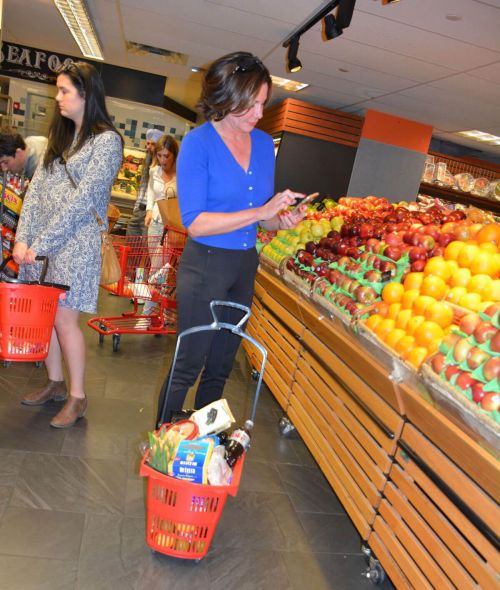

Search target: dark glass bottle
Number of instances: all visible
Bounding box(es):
[225,420,253,467]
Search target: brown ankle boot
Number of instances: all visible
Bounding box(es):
[21,380,67,406]
[50,396,87,429]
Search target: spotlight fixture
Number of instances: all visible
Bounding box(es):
[54,0,103,60]
[323,14,343,40]
[287,36,302,73]
[382,0,400,4]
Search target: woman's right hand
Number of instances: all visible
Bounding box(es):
[144,210,153,227]
[258,189,304,221]
[12,242,28,265]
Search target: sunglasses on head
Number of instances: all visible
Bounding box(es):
[231,55,264,75]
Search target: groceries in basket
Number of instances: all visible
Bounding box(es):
[169,437,215,484]
[145,399,252,485]
[190,398,235,436]
[147,420,199,475]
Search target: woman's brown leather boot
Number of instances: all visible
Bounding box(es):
[21,380,67,406]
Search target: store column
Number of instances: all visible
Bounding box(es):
[347,109,433,203]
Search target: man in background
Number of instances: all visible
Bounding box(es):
[0,127,48,181]
[126,128,163,237]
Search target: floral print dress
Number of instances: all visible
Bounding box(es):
[15,130,123,313]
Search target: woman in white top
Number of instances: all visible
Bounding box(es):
[144,135,180,314]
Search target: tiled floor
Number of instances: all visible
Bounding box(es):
[0,291,395,590]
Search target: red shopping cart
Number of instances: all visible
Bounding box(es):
[87,226,187,351]
[0,256,69,365]
[140,300,267,560]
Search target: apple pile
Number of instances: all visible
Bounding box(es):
[430,304,500,417]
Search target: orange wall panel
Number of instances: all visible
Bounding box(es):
[361,110,433,154]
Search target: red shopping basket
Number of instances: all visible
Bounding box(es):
[139,450,245,560]
[141,301,268,560]
[0,256,69,362]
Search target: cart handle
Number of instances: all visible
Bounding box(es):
[158,301,267,428]
[209,300,251,330]
[0,255,49,283]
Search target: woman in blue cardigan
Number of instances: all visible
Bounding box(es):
[157,52,305,425]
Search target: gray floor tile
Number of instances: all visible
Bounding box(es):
[0,506,84,560]
[0,407,66,452]
[296,512,363,554]
[61,428,128,460]
[211,490,309,553]
[238,458,286,494]
[0,555,77,590]
[206,546,290,590]
[282,551,374,590]
[276,463,345,514]
[10,453,126,515]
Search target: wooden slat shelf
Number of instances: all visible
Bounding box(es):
[244,267,499,589]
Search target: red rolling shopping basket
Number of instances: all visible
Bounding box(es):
[140,300,268,560]
[0,256,69,362]
[140,450,245,560]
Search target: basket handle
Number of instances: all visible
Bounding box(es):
[0,255,49,283]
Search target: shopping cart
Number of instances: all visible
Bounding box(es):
[140,300,267,560]
[87,226,187,351]
[0,256,69,365]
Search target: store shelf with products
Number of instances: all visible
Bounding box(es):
[419,182,500,215]
[243,267,499,589]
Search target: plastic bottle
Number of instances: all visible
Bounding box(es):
[224,420,253,467]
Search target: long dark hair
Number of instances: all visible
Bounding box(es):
[44,61,122,169]
[197,52,272,121]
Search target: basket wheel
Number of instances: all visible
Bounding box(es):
[112,334,120,352]
[35,361,44,369]
[2,361,11,368]
[98,324,106,345]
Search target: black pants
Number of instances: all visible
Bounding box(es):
[156,239,259,426]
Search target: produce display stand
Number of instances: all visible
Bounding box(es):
[243,267,499,589]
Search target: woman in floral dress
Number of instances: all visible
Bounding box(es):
[13,61,123,428]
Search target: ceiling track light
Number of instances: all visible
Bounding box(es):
[54,0,104,60]
[287,36,302,73]
[282,1,356,69]
[382,0,400,4]
[323,14,343,40]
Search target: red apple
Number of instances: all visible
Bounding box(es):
[471,381,486,404]
[467,347,491,370]
[459,313,481,336]
[354,285,378,304]
[482,303,500,320]
[431,353,446,374]
[491,331,500,353]
[384,232,403,246]
[364,270,382,282]
[437,233,454,247]
[409,246,427,262]
[417,234,436,251]
[473,321,497,344]
[410,260,426,272]
[453,339,473,363]
[483,357,500,382]
[383,246,402,261]
[440,332,461,354]
[379,260,397,277]
[456,371,475,391]
[429,246,444,258]
[444,364,460,381]
[365,238,380,253]
[480,392,500,413]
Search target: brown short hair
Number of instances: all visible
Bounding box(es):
[197,52,272,121]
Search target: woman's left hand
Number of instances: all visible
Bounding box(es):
[278,204,307,229]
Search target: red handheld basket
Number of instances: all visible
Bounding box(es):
[0,256,69,362]
[139,451,245,560]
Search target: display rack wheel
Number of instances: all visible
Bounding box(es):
[250,369,259,381]
[278,416,296,438]
[361,556,386,585]
[112,334,121,352]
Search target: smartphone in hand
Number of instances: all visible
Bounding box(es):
[291,192,319,213]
